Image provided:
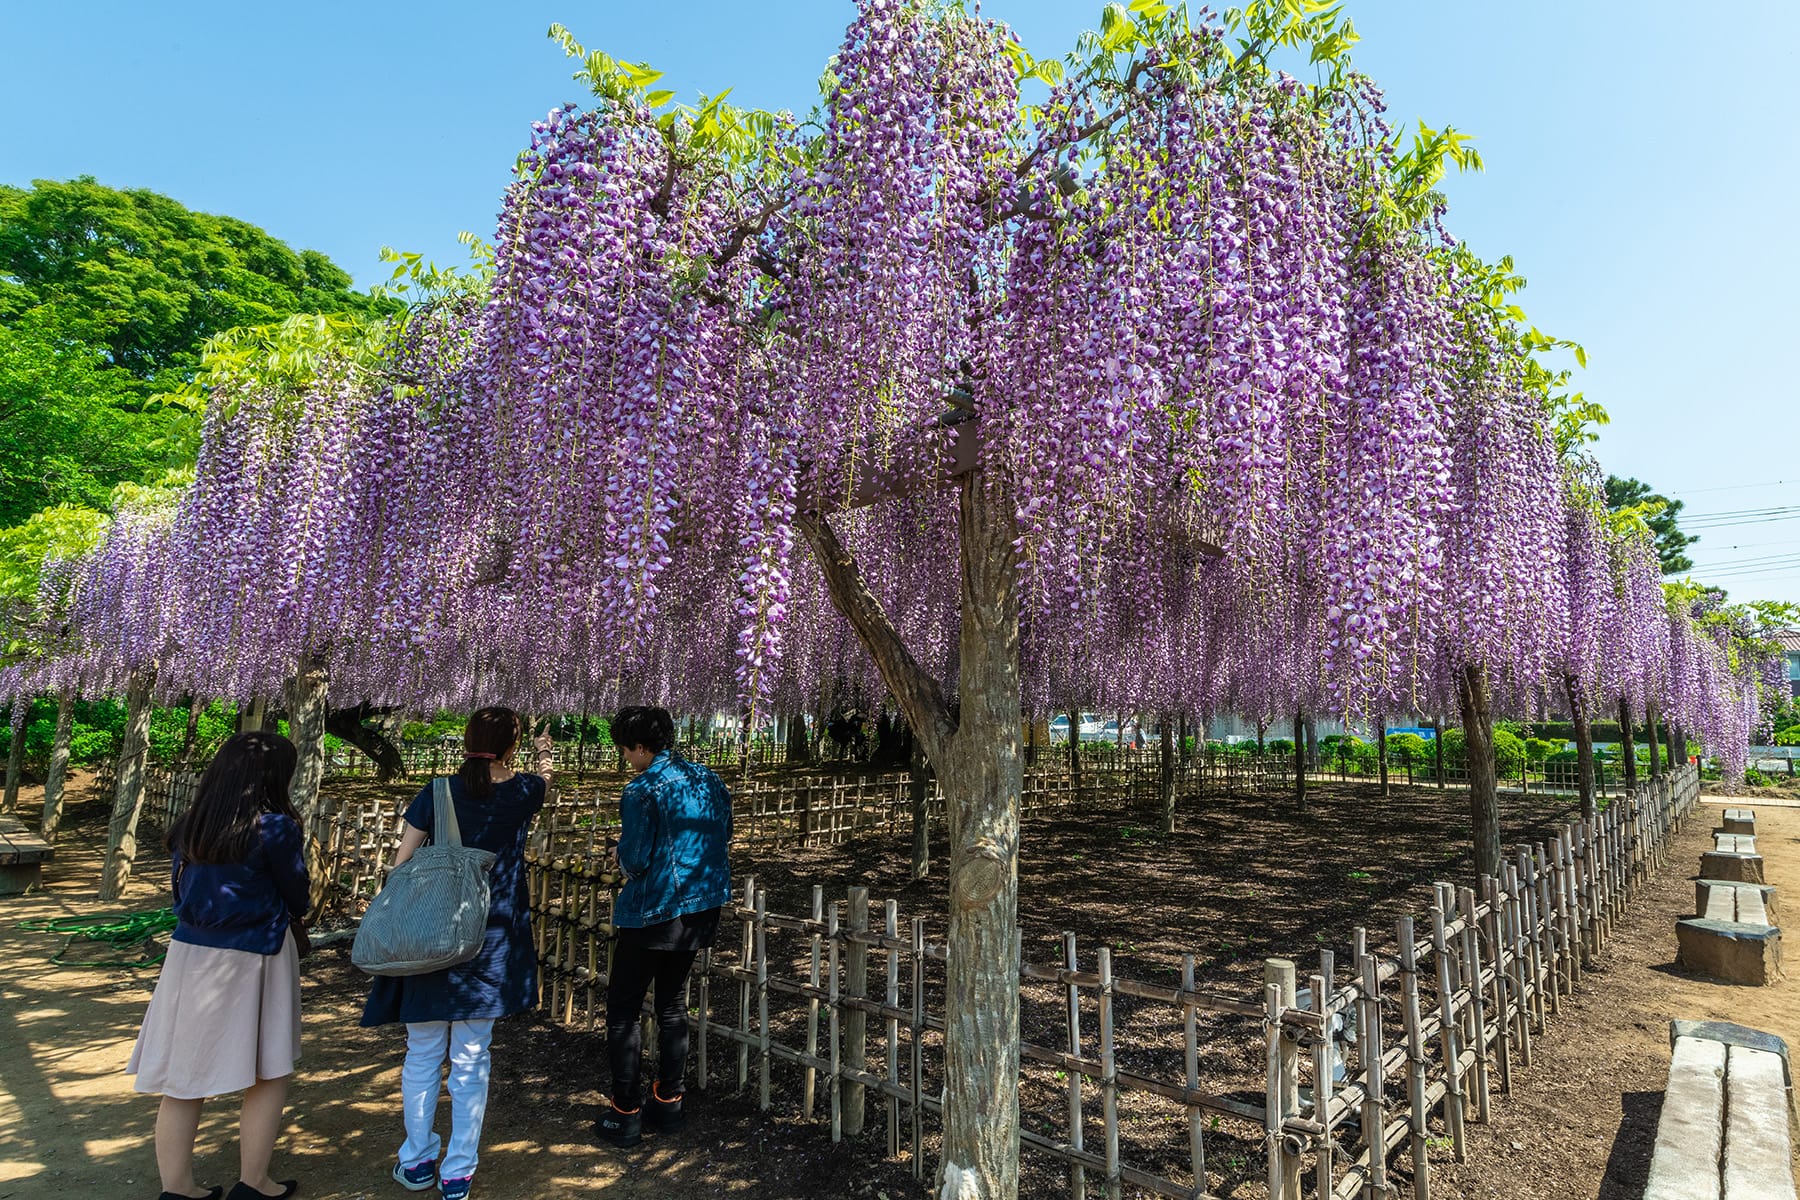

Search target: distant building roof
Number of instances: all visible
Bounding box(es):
[1777,627,1800,654]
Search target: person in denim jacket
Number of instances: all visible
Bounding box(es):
[594,705,732,1148]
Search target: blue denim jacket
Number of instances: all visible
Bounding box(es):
[614,751,733,928]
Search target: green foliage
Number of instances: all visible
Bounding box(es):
[145,701,238,765]
[1774,726,1800,748]
[1606,475,1696,575]
[1267,738,1294,755]
[0,177,395,380]
[1744,768,1772,788]
[1385,732,1429,766]
[402,712,469,742]
[1525,737,1561,765]
[1492,729,1526,776]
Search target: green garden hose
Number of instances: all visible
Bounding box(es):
[18,908,178,968]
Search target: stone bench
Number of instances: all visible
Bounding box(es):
[1721,808,1757,836]
[1677,882,1783,985]
[0,815,53,896]
[1697,880,1780,925]
[1702,833,1767,885]
[1645,1021,1796,1200]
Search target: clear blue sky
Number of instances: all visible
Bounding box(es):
[3,1,1796,604]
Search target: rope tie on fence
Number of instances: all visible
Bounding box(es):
[18,908,177,967]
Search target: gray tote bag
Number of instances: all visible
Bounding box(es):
[351,777,497,976]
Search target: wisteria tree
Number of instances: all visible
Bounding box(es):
[8,3,1782,1197]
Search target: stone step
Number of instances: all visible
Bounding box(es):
[1721,808,1756,836]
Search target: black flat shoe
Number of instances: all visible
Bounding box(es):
[225,1182,298,1200]
[158,1188,222,1200]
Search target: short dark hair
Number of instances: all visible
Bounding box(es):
[610,705,675,754]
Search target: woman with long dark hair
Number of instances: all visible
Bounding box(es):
[129,731,307,1200]
[362,707,545,1200]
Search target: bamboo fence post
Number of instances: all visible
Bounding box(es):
[1264,957,1301,1200]
[1481,875,1514,1094]
[1455,886,1491,1123]
[738,877,755,1092]
[828,900,843,1142]
[1502,865,1534,1067]
[697,944,712,1088]
[845,886,870,1135]
[757,889,772,1111]
[1310,956,1335,1195]
[1182,952,1205,1197]
[1514,853,1546,1034]
[1531,844,1559,1017]
[804,885,824,1119]
[910,916,925,1178]
[1429,892,1467,1162]
[1355,931,1388,1199]
[885,899,901,1158]
[1099,946,1122,1200]
[1395,918,1431,1200]
[1066,931,1088,1200]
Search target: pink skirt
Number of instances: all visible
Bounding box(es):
[128,931,302,1099]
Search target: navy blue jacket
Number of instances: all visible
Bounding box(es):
[361,772,546,1025]
[614,752,733,928]
[171,813,309,955]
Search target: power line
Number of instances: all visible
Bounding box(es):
[1668,478,1795,496]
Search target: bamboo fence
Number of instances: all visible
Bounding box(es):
[270,759,1699,1200]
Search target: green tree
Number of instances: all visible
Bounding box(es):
[1605,475,1698,574]
[0,178,396,525]
[0,177,394,381]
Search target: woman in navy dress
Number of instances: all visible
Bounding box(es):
[362,707,545,1200]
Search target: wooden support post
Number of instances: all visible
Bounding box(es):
[1430,891,1467,1162]
[1099,946,1122,1200]
[1310,956,1335,1195]
[804,886,823,1119]
[885,899,901,1157]
[828,900,842,1141]
[1395,918,1432,1200]
[1455,886,1492,1123]
[1065,932,1087,1200]
[1480,876,1513,1095]
[1354,931,1389,1198]
[1182,952,1205,1197]
[910,916,925,1178]
[1264,958,1302,1200]
[844,886,870,1135]
[738,877,754,1092]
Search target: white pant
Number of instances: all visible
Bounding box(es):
[398,1019,495,1182]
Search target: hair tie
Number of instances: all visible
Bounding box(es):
[466,752,497,760]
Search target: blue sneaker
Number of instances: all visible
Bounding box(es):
[392,1158,437,1192]
[439,1177,473,1200]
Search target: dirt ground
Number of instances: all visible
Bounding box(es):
[2,777,1795,1199]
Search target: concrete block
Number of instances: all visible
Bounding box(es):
[1714,833,1758,854]
[1724,1044,1799,1200]
[1721,808,1757,836]
[1697,881,1780,926]
[1669,1022,1790,1085]
[1645,1035,1726,1200]
[0,863,41,896]
[1700,851,1767,884]
[1676,918,1783,985]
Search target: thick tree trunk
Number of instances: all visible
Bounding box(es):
[325,704,405,781]
[799,470,1021,1199]
[179,695,203,765]
[1376,714,1389,798]
[1159,715,1176,833]
[1617,697,1637,793]
[1292,712,1307,811]
[2,700,25,811]
[1458,664,1501,879]
[1645,704,1662,780]
[284,659,331,915]
[910,739,932,881]
[1431,718,1445,790]
[786,708,810,764]
[237,695,266,735]
[99,670,157,900]
[1564,674,1596,818]
[1067,708,1081,798]
[41,690,75,843]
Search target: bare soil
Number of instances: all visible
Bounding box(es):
[3,775,1794,1199]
